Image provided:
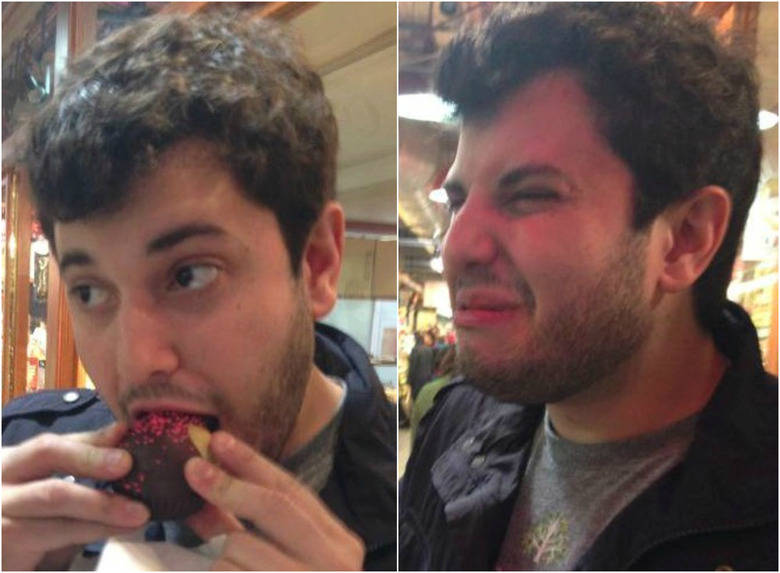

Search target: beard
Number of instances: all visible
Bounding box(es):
[455,233,652,405]
[117,282,314,462]
[232,285,314,460]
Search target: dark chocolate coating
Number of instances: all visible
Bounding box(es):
[110,411,209,521]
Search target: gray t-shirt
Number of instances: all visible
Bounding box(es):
[282,376,347,492]
[496,410,697,570]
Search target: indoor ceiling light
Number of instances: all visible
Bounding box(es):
[429,187,448,204]
[758,110,779,131]
[398,93,456,123]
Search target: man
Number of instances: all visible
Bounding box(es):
[2,11,396,571]
[407,331,436,400]
[399,3,777,570]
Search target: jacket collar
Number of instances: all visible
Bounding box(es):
[314,323,398,562]
[428,302,776,570]
[430,391,543,569]
[580,301,777,568]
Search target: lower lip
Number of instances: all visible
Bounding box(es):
[453,307,521,327]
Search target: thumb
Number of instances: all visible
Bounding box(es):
[185,502,244,540]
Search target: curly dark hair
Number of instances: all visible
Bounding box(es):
[435,2,762,331]
[26,10,338,274]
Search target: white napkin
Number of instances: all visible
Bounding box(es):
[95,531,226,571]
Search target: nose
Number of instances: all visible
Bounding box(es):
[442,192,499,274]
[115,299,180,385]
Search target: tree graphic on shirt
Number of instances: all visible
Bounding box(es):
[522,512,570,565]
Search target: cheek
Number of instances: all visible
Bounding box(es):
[505,218,586,283]
[186,292,296,368]
[72,327,121,407]
[509,219,616,309]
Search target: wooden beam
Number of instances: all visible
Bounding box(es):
[1,168,32,404]
[767,284,778,376]
[68,2,97,58]
[45,252,78,390]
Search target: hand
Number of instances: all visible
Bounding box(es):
[184,431,365,571]
[2,424,150,571]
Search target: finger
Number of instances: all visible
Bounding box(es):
[207,432,341,535]
[220,530,304,571]
[2,429,132,484]
[185,458,319,551]
[185,500,244,541]
[3,479,149,525]
[3,516,142,560]
[68,422,128,447]
[186,457,361,569]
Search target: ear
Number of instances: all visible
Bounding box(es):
[302,202,344,320]
[658,186,731,293]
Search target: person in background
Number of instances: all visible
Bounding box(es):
[410,344,457,441]
[2,11,396,571]
[400,3,777,570]
[406,331,437,401]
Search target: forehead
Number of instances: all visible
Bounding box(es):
[126,139,241,213]
[456,72,607,165]
[53,139,276,253]
[453,70,622,176]
[447,70,636,214]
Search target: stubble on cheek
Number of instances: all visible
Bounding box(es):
[455,233,652,405]
[228,290,314,461]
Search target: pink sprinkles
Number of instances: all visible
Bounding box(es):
[114,411,209,501]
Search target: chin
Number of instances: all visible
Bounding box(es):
[457,348,591,405]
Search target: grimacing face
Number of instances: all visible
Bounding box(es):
[442,72,656,404]
[55,140,314,460]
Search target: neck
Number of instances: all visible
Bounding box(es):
[281,367,344,458]
[548,299,727,444]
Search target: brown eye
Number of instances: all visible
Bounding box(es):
[69,284,111,308]
[173,265,218,290]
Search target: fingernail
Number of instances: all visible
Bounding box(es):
[200,461,217,482]
[104,449,127,470]
[190,457,217,484]
[214,432,235,452]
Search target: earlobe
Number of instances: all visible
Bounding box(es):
[658,186,731,293]
[303,202,345,320]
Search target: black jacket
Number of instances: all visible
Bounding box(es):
[399,302,778,570]
[3,323,397,571]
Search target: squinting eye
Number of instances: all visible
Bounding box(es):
[69,285,111,308]
[509,188,559,202]
[173,264,219,291]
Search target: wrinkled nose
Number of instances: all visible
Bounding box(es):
[442,194,499,277]
[115,301,179,386]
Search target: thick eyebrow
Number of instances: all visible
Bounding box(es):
[57,223,227,273]
[146,223,226,255]
[497,164,575,190]
[58,251,95,274]
[443,164,577,199]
